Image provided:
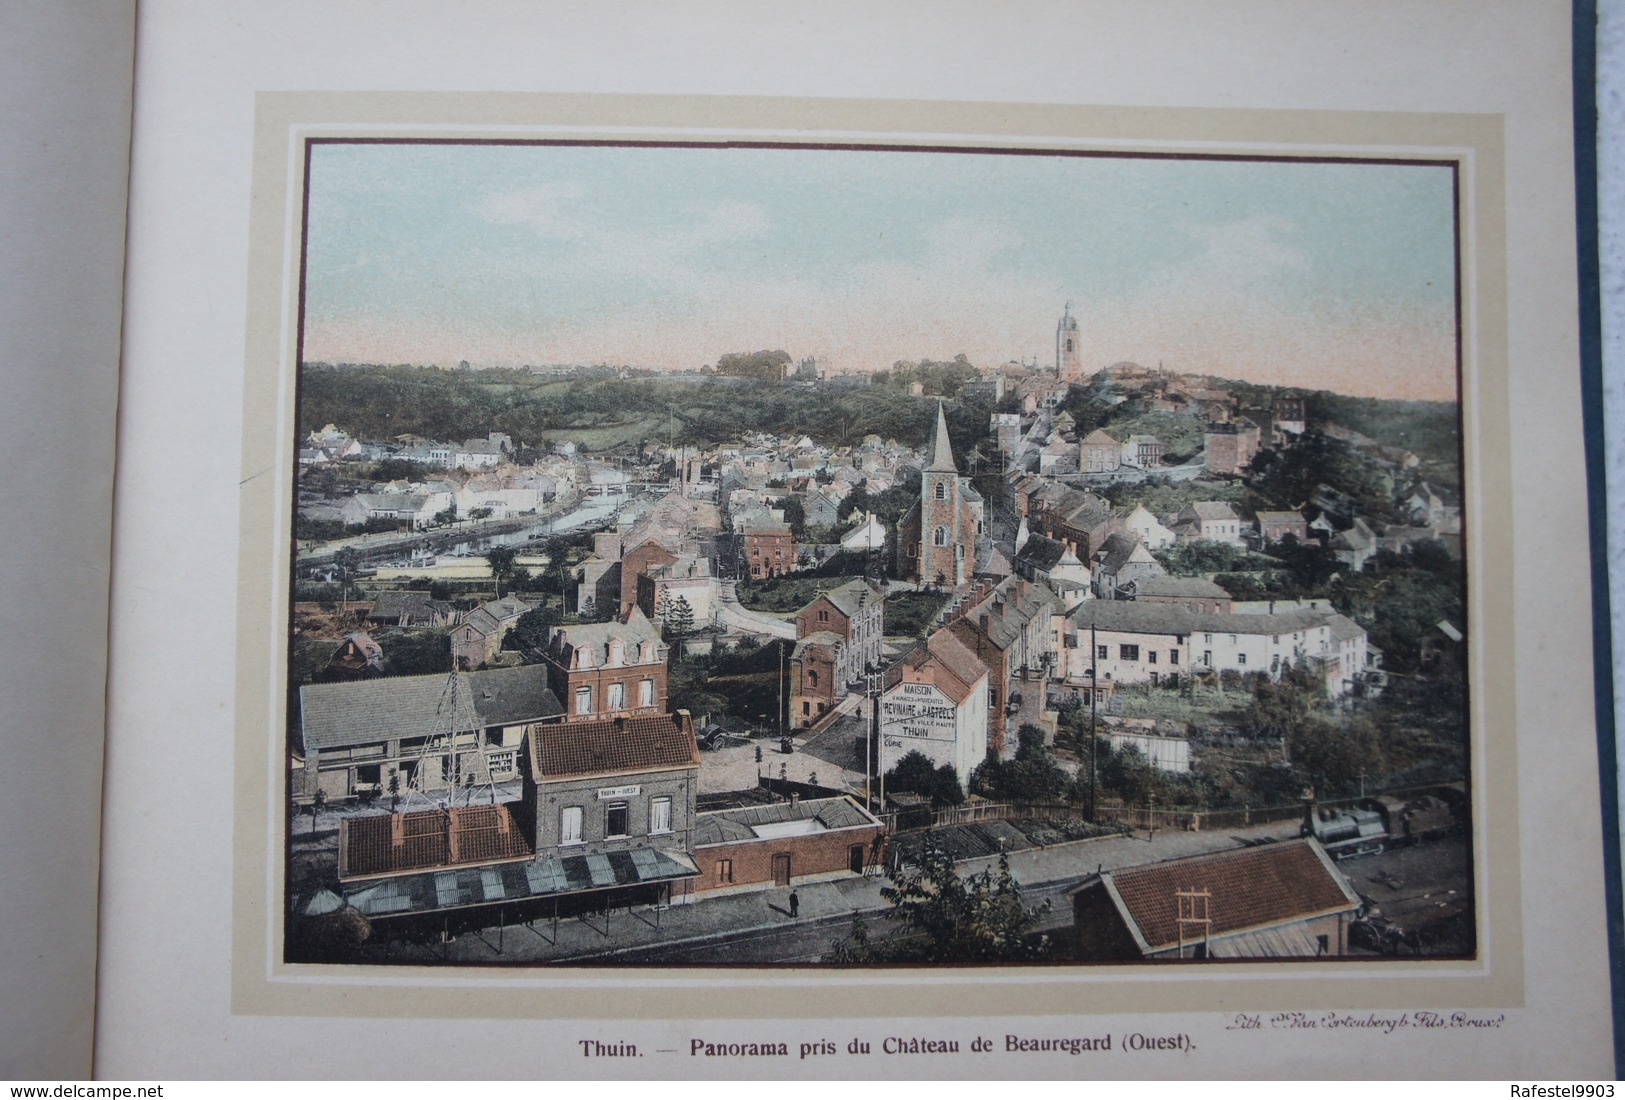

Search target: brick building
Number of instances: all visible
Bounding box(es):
[685,795,885,897]
[795,579,884,685]
[336,711,704,927]
[738,515,795,580]
[1204,416,1262,476]
[947,576,1060,755]
[1067,838,1360,960]
[541,607,669,721]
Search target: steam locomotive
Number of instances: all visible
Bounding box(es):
[1301,787,1463,859]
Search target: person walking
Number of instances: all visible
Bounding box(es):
[788,890,800,918]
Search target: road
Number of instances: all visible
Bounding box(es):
[714,579,797,640]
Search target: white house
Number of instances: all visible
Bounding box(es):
[840,513,887,550]
[1123,503,1176,550]
[879,629,989,787]
[1062,601,1374,697]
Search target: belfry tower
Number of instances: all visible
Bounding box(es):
[1056,302,1082,383]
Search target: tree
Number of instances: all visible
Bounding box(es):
[823,839,1051,963]
[486,546,518,597]
[503,605,560,658]
[781,497,807,536]
[1289,716,1384,796]
[663,594,696,639]
[884,750,964,807]
[971,724,1070,803]
[381,629,451,677]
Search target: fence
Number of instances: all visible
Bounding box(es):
[879,778,1464,836]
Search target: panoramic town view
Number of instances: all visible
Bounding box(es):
[285,143,1470,966]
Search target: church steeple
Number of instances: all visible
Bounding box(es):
[926,399,956,473]
[1057,301,1082,382]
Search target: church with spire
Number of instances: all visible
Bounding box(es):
[1056,301,1083,383]
[897,401,985,588]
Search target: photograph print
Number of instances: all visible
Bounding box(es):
[284,138,1472,968]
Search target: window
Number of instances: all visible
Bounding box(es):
[817,609,829,622]
[807,669,819,687]
[608,640,624,665]
[607,682,626,710]
[650,796,672,834]
[1204,633,1212,644]
[1149,672,1159,685]
[1169,650,1179,665]
[803,701,811,715]
[934,482,948,501]
[605,802,629,838]
[639,678,655,707]
[1148,651,1158,665]
[934,526,950,547]
[716,859,734,885]
[1119,644,1140,661]
[574,686,592,715]
[560,805,583,845]
[1237,653,1247,665]
[1096,645,1108,660]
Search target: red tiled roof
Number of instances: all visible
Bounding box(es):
[1097,839,1359,952]
[527,711,700,781]
[339,803,533,881]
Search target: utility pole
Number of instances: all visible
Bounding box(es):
[1090,618,1098,823]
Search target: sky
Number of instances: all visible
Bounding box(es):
[301,142,1459,402]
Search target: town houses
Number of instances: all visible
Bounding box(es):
[287,300,1468,965]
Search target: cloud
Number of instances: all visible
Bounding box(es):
[477,183,590,239]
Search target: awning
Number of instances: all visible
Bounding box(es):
[344,847,698,919]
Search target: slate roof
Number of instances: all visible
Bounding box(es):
[816,578,881,618]
[1326,613,1366,643]
[1075,838,1359,954]
[548,606,664,666]
[926,400,957,473]
[792,631,845,658]
[457,608,503,638]
[298,668,563,752]
[369,590,435,623]
[1133,576,1230,600]
[1093,532,1146,576]
[1066,600,1343,638]
[465,664,568,726]
[525,711,700,782]
[1255,510,1306,527]
[910,628,990,703]
[1330,517,1376,550]
[1188,501,1242,522]
[692,796,880,847]
[1014,533,1071,573]
[1081,429,1121,447]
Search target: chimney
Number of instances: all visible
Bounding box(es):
[790,791,800,810]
